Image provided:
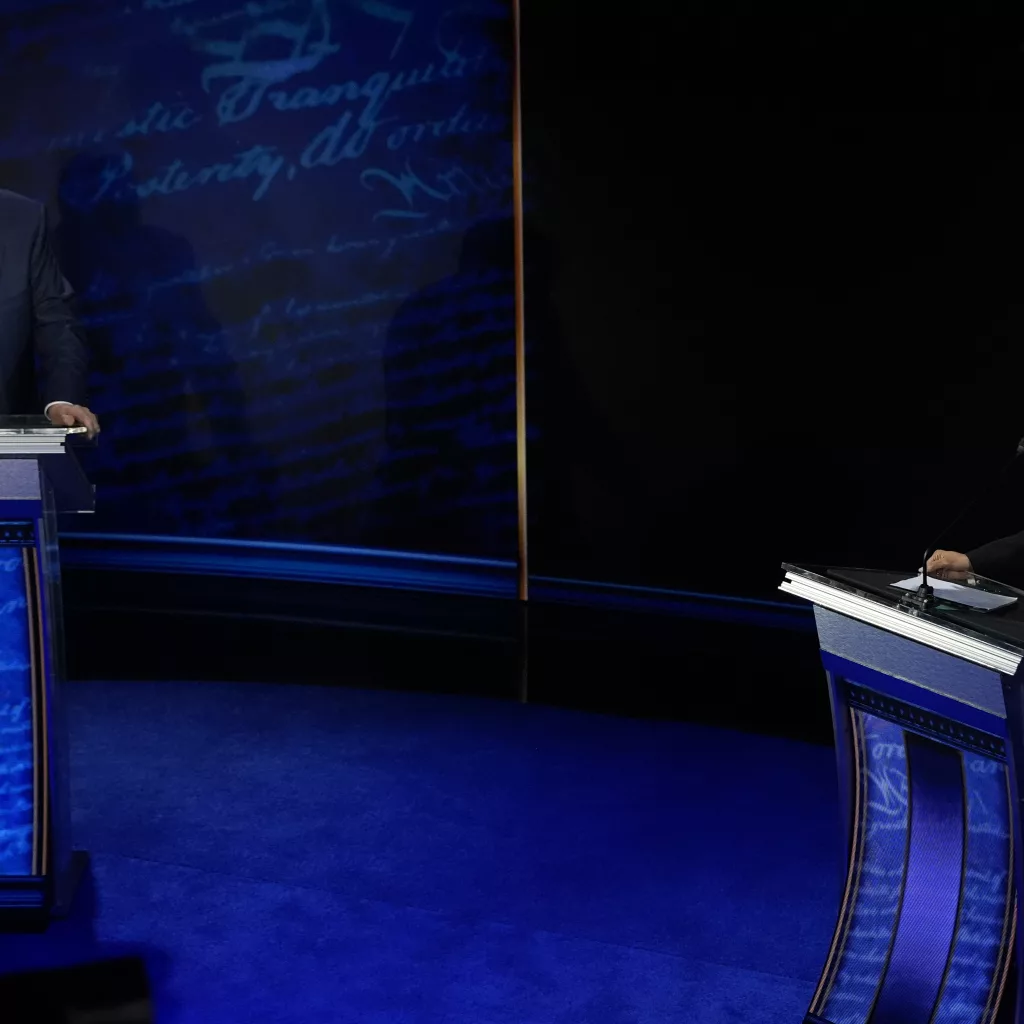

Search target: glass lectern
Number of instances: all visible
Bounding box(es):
[0,417,93,928]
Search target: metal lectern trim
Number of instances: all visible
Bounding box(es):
[780,572,1022,676]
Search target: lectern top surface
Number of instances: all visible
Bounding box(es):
[784,562,1024,657]
[0,415,85,435]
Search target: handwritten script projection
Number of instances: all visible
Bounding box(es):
[0,0,517,558]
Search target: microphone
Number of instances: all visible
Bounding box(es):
[900,435,1024,612]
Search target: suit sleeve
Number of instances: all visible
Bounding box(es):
[968,531,1024,582]
[30,205,88,409]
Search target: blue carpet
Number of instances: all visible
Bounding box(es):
[0,681,838,1022]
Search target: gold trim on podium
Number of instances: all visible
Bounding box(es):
[982,770,1017,1024]
[811,708,868,1014]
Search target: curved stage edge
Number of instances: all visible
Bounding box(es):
[60,532,813,630]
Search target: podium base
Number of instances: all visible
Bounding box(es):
[51,850,90,919]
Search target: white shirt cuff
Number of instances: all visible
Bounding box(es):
[44,401,72,417]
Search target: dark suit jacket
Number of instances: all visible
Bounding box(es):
[969,532,1024,585]
[0,189,87,414]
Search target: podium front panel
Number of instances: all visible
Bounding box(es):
[0,463,75,922]
[808,694,1015,1024]
[782,566,1024,1024]
[815,606,1006,721]
[0,534,41,877]
[0,513,51,916]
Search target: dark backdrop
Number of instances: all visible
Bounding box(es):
[522,8,1024,602]
[5,3,1024,616]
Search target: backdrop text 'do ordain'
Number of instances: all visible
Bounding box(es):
[0,0,517,562]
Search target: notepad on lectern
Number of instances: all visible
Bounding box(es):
[893,575,1018,612]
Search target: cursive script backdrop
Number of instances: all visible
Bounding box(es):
[0,0,516,560]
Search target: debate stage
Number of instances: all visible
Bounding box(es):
[0,677,834,1023]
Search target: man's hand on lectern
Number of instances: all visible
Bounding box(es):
[925,549,972,580]
[46,403,100,440]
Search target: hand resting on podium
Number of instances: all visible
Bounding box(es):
[929,534,1024,586]
[45,401,100,440]
[925,550,973,581]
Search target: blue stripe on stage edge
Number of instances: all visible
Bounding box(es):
[59,534,811,625]
[62,532,518,599]
[528,575,814,629]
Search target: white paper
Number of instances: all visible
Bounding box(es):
[894,575,1018,612]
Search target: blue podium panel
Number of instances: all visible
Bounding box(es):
[0,505,72,921]
[0,434,92,926]
[0,518,53,917]
[936,750,1014,1024]
[807,668,1015,1024]
[780,566,1024,1024]
[0,545,35,878]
